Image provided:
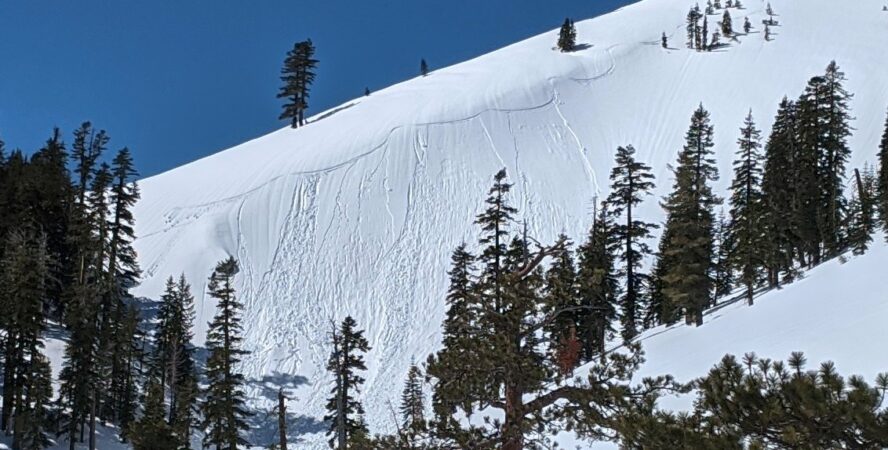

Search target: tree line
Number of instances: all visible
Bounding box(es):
[2,59,888,449]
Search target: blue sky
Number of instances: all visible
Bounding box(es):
[0,1,629,177]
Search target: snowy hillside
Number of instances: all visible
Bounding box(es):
[130,0,888,445]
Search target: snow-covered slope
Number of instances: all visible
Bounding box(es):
[131,0,888,445]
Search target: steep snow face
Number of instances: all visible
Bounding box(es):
[131,0,888,445]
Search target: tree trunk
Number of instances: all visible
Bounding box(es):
[501,384,524,450]
[278,388,288,450]
[89,391,97,450]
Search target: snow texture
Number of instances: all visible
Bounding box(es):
[125,0,888,446]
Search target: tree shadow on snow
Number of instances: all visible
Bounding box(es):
[244,372,327,446]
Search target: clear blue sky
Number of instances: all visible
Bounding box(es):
[0,1,629,177]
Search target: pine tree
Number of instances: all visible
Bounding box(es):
[576,203,619,359]
[659,105,721,326]
[662,32,668,49]
[153,274,197,443]
[743,17,752,34]
[420,59,429,77]
[687,6,702,49]
[764,23,771,41]
[325,316,371,450]
[879,109,888,235]
[542,235,578,355]
[711,210,734,300]
[557,18,577,52]
[721,10,733,37]
[130,379,177,450]
[761,98,799,287]
[14,354,53,450]
[399,364,426,441]
[606,145,657,342]
[847,168,875,255]
[278,40,318,128]
[426,170,675,450]
[729,111,765,305]
[201,257,250,450]
[0,229,52,448]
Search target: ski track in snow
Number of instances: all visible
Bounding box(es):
[125,0,888,447]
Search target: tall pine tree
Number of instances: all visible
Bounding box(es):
[605,145,657,342]
[201,257,250,450]
[729,111,765,305]
[278,40,318,128]
[659,105,721,326]
[575,203,619,359]
[325,316,371,449]
[878,108,888,236]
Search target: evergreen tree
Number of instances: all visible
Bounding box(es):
[399,363,426,441]
[14,354,53,450]
[420,59,429,77]
[325,316,371,449]
[702,16,710,51]
[729,111,765,305]
[201,257,250,450]
[0,229,52,448]
[576,203,619,359]
[542,235,578,356]
[687,6,702,49]
[847,168,876,255]
[426,170,676,450]
[761,98,799,287]
[659,105,721,327]
[130,379,177,450]
[721,10,733,37]
[743,17,752,34]
[661,32,668,49]
[557,18,577,52]
[605,145,657,342]
[711,210,734,300]
[278,40,318,128]
[877,109,888,235]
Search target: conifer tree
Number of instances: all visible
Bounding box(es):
[201,257,250,450]
[729,111,765,305]
[761,98,799,287]
[130,379,177,450]
[399,363,426,441]
[702,16,710,51]
[14,354,53,450]
[557,18,577,52]
[576,203,619,358]
[686,7,701,49]
[542,235,578,354]
[744,17,752,34]
[661,32,668,49]
[420,59,429,77]
[721,10,733,37]
[278,40,318,128]
[325,316,371,450]
[659,105,721,326]
[847,168,875,255]
[879,109,888,234]
[606,145,657,342]
[427,170,676,450]
[1,229,51,447]
[711,210,734,300]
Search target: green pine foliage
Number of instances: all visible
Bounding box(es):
[399,363,427,442]
[729,111,765,305]
[760,98,800,287]
[130,379,178,450]
[426,170,676,450]
[878,109,888,235]
[542,234,578,356]
[325,316,371,450]
[576,203,619,360]
[711,210,734,300]
[201,257,251,450]
[278,40,319,128]
[847,167,877,255]
[557,18,577,52]
[659,105,721,327]
[420,59,429,77]
[605,145,657,342]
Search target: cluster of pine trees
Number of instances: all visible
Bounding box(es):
[0,123,144,449]
[4,58,888,449]
[685,0,756,51]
